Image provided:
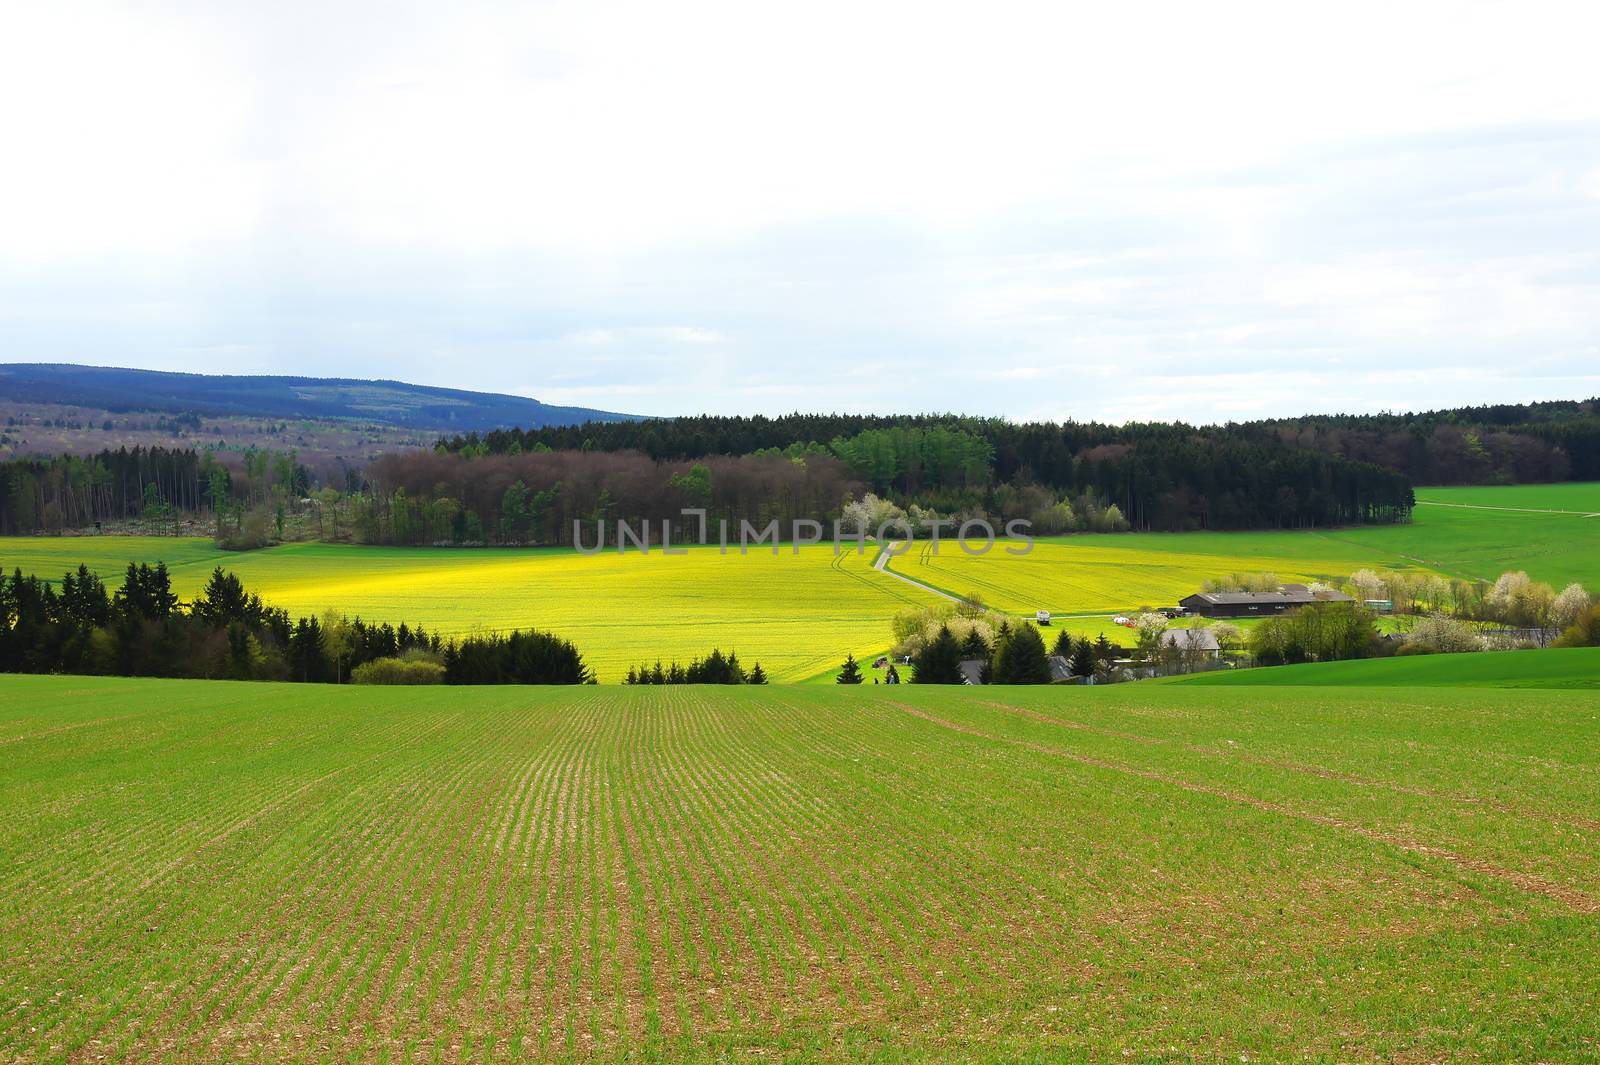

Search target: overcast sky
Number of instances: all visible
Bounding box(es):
[2,1,1597,422]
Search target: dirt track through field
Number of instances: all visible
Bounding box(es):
[1416,500,1599,517]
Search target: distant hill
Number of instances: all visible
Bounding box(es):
[0,364,639,432]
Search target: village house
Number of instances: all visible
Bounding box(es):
[1156,628,1221,658]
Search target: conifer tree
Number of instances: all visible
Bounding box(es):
[992,623,1052,684]
[836,653,864,684]
[912,625,964,684]
[1069,637,1095,678]
[1093,632,1114,664]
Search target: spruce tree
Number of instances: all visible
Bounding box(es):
[1069,637,1095,678]
[1051,628,1074,658]
[1093,632,1114,664]
[151,563,178,618]
[992,624,1052,684]
[289,618,314,681]
[837,653,864,684]
[912,625,964,684]
[748,662,768,684]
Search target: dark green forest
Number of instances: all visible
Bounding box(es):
[5,398,1599,541]
[438,398,1600,485]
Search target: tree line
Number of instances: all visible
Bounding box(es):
[624,649,768,684]
[437,399,1600,488]
[0,448,210,534]
[0,436,1408,543]
[357,450,860,546]
[862,619,1118,685]
[433,414,1417,532]
[0,446,318,538]
[1252,398,1600,483]
[19,396,1600,540]
[0,561,590,684]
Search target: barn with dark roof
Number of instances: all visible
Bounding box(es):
[1178,587,1353,618]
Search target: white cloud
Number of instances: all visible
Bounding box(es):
[1,1,1598,421]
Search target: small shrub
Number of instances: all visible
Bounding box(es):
[1403,615,1484,655]
[352,657,445,685]
[218,508,273,550]
[1553,604,1600,648]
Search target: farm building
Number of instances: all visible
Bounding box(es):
[1178,587,1353,618]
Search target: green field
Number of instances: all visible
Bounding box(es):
[1171,646,1600,689]
[2,675,1597,1061]
[4,484,1598,681]
[1416,482,1600,513]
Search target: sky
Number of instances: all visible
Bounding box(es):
[1,0,1598,423]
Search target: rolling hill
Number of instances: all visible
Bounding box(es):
[0,363,638,432]
[3,674,1597,1059]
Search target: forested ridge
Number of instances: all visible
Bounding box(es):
[1253,399,1600,483]
[0,363,636,431]
[430,413,1424,536]
[438,399,1600,485]
[5,397,1597,542]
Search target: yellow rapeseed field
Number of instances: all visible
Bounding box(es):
[0,537,926,682]
[891,536,1389,615]
[0,518,1453,680]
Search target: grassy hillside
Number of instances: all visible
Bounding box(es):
[1170,646,1600,689]
[1415,482,1600,512]
[2,675,1597,1061]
